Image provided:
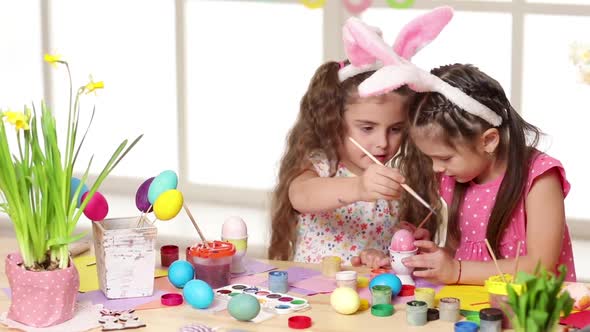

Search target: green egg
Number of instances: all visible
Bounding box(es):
[228,294,261,321]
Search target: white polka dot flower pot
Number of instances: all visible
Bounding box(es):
[5,252,79,327]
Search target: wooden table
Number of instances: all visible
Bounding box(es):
[0,236,468,331]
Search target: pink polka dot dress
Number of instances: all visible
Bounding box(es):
[440,152,576,281]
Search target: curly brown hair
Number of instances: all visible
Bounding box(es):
[407,63,541,256]
[268,61,443,260]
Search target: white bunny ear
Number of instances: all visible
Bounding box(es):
[393,6,454,60]
[358,66,417,97]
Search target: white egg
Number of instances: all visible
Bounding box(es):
[222,216,248,239]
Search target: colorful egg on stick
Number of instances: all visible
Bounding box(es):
[82,191,109,221]
[148,170,178,204]
[153,189,183,221]
[70,177,89,208]
[135,177,154,213]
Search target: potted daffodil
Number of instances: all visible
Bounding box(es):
[0,54,141,327]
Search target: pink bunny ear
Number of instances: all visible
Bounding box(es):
[343,21,378,67]
[393,6,454,60]
[345,17,402,66]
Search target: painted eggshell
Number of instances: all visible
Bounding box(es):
[82,191,109,221]
[390,229,416,251]
[221,216,247,239]
[70,177,89,208]
[148,170,178,204]
[135,177,154,212]
[153,189,183,221]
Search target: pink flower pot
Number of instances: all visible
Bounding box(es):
[5,252,79,327]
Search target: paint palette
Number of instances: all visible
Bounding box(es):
[215,284,310,314]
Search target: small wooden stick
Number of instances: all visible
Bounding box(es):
[347,137,436,215]
[417,210,433,230]
[513,241,521,279]
[485,238,507,283]
[183,203,209,248]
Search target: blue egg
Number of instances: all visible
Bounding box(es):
[70,177,89,207]
[148,170,178,204]
[183,279,214,309]
[369,273,402,296]
[228,293,260,321]
[168,260,194,288]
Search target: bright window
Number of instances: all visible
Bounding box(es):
[49,0,178,178]
[185,1,323,190]
[522,14,590,219]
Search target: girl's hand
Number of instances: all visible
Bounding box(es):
[398,221,432,241]
[356,164,405,202]
[401,240,460,284]
[351,249,390,269]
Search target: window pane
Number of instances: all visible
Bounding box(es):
[186,1,322,190]
[522,14,590,219]
[361,9,512,95]
[49,0,178,177]
[0,2,43,109]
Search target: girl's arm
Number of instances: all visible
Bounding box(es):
[289,164,405,213]
[403,169,566,284]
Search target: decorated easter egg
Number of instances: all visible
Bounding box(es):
[70,177,89,207]
[153,189,183,221]
[81,191,109,221]
[330,287,360,314]
[221,216,247,239]
[183,279,214,309]
[148,170,178,204]
[135,177,154,213]
[390,229,416,251]
[369,273,402,297]
[168,260,195,288]
[228,293,260,321]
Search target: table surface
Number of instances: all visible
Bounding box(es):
[0,235,495,332]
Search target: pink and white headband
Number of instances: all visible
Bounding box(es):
[341,7,502,127]
[338,7,453,82]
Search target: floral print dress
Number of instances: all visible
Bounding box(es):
[293,151,400,265]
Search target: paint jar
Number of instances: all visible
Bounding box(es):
[371,285,392,305]
[406,300,428,326]
[485,274,522,329]
[439,297,460,322]
[335,271,358,290]
[479,308,503,332]
[321,256,341,277]
[268,271,289,294]
[160,245,179,267]
[187,241,235,289]
[414,287,435,308]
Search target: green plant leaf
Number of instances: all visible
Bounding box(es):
[46,232,87,248]
[526,316,540,332]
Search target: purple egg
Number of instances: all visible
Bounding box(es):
[136,177,155,213]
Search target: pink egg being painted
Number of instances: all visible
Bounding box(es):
[221,216,247,239]
[390,229,416,252]
[82,191,109,222]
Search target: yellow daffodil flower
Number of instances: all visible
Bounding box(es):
[84,75,104,95]
[44,54,63,68]
[3,111,30,131]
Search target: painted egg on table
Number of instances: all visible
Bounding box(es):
[221,216,248,239]
[148,170,178,204]
[153,189,183,221]
[369,273,402,297]
[183,279,214,309]
[70,177,89,207]
[168,260,195,288]
[228,293,260,321]
[81,191,109,221]
[330,287,360,314]
[135,177,154,213]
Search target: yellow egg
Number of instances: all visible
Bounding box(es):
[153,189,183,221]
[330,287,360,315]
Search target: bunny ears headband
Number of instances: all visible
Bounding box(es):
[340,7,503,127]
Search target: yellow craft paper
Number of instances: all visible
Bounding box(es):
[73,255,168,293]
[435,285,491,311]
